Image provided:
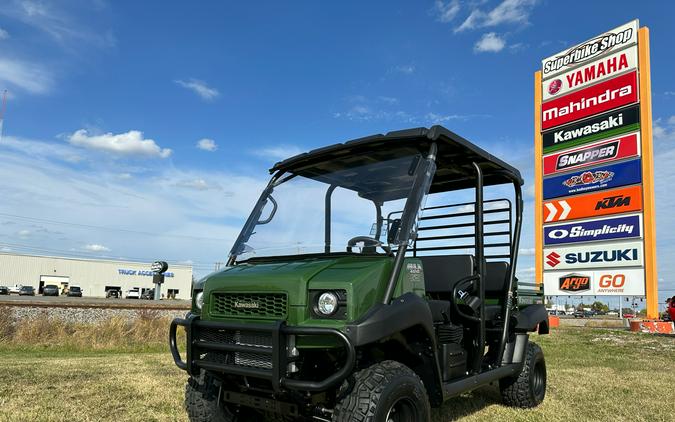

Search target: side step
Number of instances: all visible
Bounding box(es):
[441,363,523,399]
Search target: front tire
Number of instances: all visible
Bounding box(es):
[499,342,546,408]
[333,360,431,422]
[185,370,235,422]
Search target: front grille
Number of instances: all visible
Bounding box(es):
[211,292,287,319]
[197,327,273,369]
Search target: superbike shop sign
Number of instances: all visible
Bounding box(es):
[537,19,654,299]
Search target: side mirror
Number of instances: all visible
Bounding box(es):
[387,219,401,244]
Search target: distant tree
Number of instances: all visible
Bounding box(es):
[621,307,634,315]
[576,302,585,311]
[590,301,609,313]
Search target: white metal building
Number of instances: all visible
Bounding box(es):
[0,252,193,300]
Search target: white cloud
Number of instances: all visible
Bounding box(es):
[174,178,222,191]
[0,0,115,48]
[17,229,31,238]
[68,129,172,158]
[0,28,9,40]
[433,0,460,23]
[653,118,675,142]
[519,248,536,256]
[253,146,304,161]
[474,32,506,53]
[84,244,110,252]
[196,138,218,152]
[392,64,416,75]
[456,0,538,32]
[377,96,399,105]
[0,58,53,94]
[175,79,220,101]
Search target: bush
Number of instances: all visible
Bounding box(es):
[0,309,182,352]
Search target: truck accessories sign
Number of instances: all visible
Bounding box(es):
[543,214,642,245]
[543,132,639,176]
[542,105,639,153]
[542,71,638,130]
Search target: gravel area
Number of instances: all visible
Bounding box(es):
[4,304,188,324]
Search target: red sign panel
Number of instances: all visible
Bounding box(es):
[543,132,639,176]
[542,71,638,130]
[543,185,643,223]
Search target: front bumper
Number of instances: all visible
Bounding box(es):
[169,314,355,393]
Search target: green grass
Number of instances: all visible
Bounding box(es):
[0,328,673,421]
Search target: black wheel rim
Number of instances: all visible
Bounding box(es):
[385,397,417,422]
[532,360,546,399]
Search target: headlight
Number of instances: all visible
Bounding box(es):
[195,291,204,310]
[317,292,338,315]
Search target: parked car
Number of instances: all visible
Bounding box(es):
[126,287,140,299]
[106,288,122,298]
[9,284,23,294]
[0,286,9,295]
[141,289,155,300]
[573,310,593,318]
[623,313,635,319]
[18,286,35,296]
[67,286,83,297]
[42,284,60,296]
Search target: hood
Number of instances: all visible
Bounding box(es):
[202,256,391,307]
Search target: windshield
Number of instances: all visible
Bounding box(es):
[230,152,436,261]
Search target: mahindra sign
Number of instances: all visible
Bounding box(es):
[542,71,638,130]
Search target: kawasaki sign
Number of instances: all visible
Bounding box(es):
[542,105,640,153]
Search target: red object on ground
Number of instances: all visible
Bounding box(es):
[548,315,560,329]
[668,302,675,322]
[629,320,675,334]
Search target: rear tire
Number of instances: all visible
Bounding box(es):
[333,360,431,422]
[499,342,546,408]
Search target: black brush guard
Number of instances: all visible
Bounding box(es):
[169,314,356,392]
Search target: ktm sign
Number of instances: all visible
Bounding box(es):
[542,71,638,130]
[543,185,642,223]
[558,273,591,292]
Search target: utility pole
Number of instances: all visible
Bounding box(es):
[214,261,224,272]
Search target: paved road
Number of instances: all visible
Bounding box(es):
[0,294,190,309]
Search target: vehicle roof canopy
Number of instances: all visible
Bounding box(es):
[270,126,523,202]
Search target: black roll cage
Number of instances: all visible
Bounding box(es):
[226,125,524,370]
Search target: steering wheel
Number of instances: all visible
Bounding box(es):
[346,236,392,255]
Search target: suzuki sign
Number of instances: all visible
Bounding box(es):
[543,240,644,270]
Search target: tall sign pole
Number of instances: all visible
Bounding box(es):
[535,20,658,319]
[637,27,658,319]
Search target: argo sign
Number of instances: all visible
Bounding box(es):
[535,19,657,311]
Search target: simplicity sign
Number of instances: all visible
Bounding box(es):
[534,20,659,318]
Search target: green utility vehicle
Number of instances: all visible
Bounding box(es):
[170,126,548,422]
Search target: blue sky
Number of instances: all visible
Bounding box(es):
[0,0,674,305]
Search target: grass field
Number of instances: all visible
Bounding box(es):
[1,327,674,422]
